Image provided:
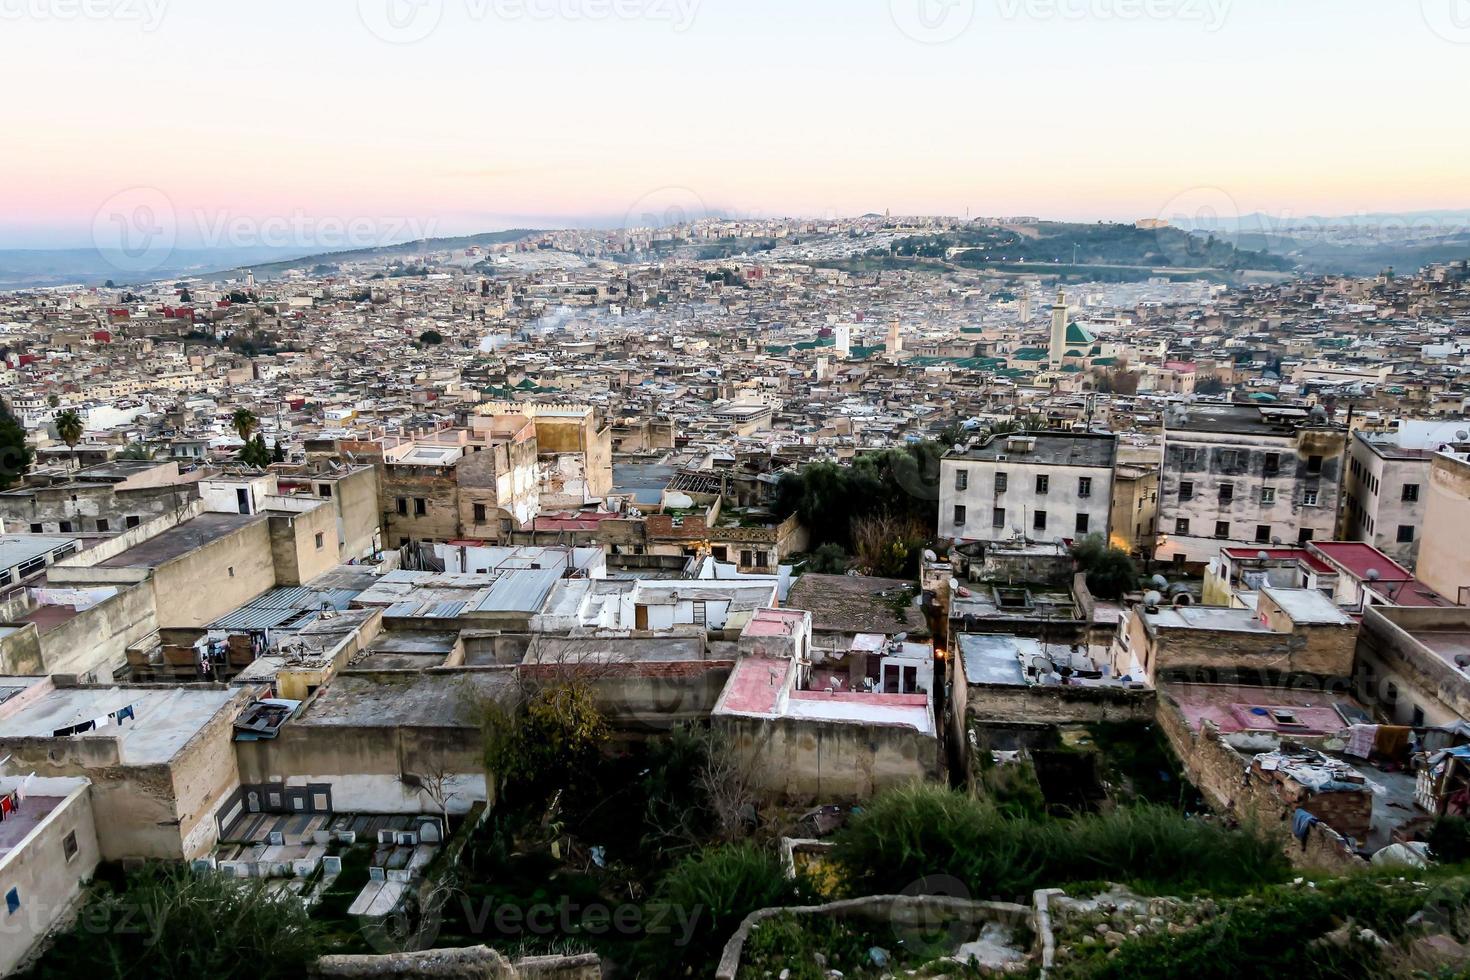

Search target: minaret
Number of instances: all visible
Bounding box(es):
[1049,290,1068,368]
[1019,291,1032,322]
[887,318,902,355]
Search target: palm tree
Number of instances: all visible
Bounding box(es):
[231,408,259,444]
[54,408,83,470]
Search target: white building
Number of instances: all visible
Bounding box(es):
[1343,421,1470,568]
[940,431,1117,544]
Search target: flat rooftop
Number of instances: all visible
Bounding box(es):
[294,672,513,728]
[97,512,266,569]
[785,573,926,635]
[946,430,1117,468]
[0,535,76,571]
[1165,403,1333,437]
[957,632,1036,687]
[1167,682,1356,736]
[0,795,68,860]
[0,687,239,764]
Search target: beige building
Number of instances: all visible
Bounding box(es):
[1415,451,1470,606]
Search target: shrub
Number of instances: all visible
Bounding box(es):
[25,866,325,979]
[635,843,802,977]
[831,785,1286,902]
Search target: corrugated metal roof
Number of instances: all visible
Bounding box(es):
[475,567,562,613]
[248,587,360,610]
[209,606,317,632]
[426,600,468,619]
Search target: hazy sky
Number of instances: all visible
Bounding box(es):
[3,0,1468,249]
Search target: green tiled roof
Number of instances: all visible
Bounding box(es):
[1011,348,1049,361]
[1065,322,1096,345]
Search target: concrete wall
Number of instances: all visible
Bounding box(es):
[267,502,341,586]
[717,714,939,803]
[1416,453,1470,604]
[1356,605,1470,726]
[152,519,276,629]
[32,581,159,681]
[171,690,249,858]
[963,683,1156,727]
[0,780,100,977]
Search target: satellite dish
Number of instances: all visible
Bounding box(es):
[1366,569,1381,582]
[1144,590,1163,608]
[948,578,960,592]
[1458,430,1469,441]
[892,632,908,643]
[1029,655,1053,675]
[1257,550,1269,560]
[923,549,938,563]
[1150,574,1169,590]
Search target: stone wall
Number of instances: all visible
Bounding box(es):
[717,713,940,803]
[964,683,1156,727]
[1154,691,1365,872]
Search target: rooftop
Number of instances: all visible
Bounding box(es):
[96,512,266,569]
[0,686,240,764]
[946,430,1117,468]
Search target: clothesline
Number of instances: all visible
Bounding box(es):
[51,702,138,738]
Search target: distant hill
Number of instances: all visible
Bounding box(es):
[875,221,1295,281]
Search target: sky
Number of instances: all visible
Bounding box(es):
[2,0,1468,250]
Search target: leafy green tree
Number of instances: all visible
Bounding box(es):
[419,329,444,345]
[1072,533,1138,600]
[54,408,83,469]
[483,681,609,803]
[271,439,285,463]
[808,542,849,573]
[0,397,34,490]
[239,434,271,469]
[46,394,60,409]
[117,442,154,460]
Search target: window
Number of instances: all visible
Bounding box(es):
[1402,484,1420,502]
[1298,528,1315,545]
[1303,489,1320,506]
[1397,525,1415,543]
[1261,487,1276,505]
[1219,483,1234,504]
[954,469,969,491]
[318,483,332,498]
[1078,477,1092,498]
[1412,705,1425,728]
[95,518,109,532]
[1220,450,1240,470]
[227,566,235,578]
[1256,525,1271,544]
[29,523,43,533]
[1307,454,1323,475]
[1263,452,1281,475]
[1179,480,1194,500]
[995,472,1008,493]
[125,515,140,528]
[993,507,1006,528]
[1175,518,1190,535]
[5,888,17,916]
[58,521,72,533]
[1075,514,1090,534]
[413,498,427,516]
[1035,474,1049,494]
[1214,520,1230,539]
[396,497,408,516]
[1033,511,1047,531]
[314,531,325,550]
[953,505,967,526]
[473,503,487,523]
[63,830,78,862]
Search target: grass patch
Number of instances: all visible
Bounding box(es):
[831,785,1288,903]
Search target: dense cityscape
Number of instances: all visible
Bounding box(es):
[4,1,1470,977]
